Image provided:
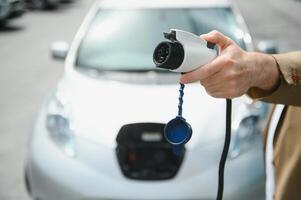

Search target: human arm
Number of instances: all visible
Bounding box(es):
[248,52,301,106]
[180,30,301,106]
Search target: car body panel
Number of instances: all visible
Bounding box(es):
[56,73,228,148]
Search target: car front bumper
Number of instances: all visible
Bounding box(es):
[26,108,265,200]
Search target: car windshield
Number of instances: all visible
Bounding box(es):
[76,8,246,72]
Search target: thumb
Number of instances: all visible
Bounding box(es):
[201,30,233,50]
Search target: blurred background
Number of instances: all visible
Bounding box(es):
[0,0,300,199]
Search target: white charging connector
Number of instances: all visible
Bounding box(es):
[153,29,218,72]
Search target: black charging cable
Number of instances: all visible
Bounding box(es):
[216,99,232,200]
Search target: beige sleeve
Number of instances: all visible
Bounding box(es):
[247,51,301,106]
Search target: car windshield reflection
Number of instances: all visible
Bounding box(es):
[76,8,246,73]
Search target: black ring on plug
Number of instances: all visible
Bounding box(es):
[153,41,184,70]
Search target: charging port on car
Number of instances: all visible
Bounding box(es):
[116,123,185,180]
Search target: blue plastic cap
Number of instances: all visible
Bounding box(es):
[164,116,192,146]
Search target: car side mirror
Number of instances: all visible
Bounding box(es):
[50,41,69,60]
[256,40,278,54]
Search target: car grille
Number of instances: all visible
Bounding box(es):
[116,123,185,180]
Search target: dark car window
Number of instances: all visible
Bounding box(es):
[76,8,246,72]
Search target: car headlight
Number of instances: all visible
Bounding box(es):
[229,100,269,159]
[46,95,76,157]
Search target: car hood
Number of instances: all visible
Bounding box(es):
[56,71,231,149]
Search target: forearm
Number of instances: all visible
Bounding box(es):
[248,52,280,92]
[247,51,301,106]
[180,30,301,103]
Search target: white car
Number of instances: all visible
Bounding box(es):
[25,0,269,199]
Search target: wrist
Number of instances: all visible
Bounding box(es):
[248,52,280,91]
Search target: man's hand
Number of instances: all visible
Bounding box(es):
[180,30,280,98]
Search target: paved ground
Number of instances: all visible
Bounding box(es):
[0,1,95,199]
[0,0,300,199]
